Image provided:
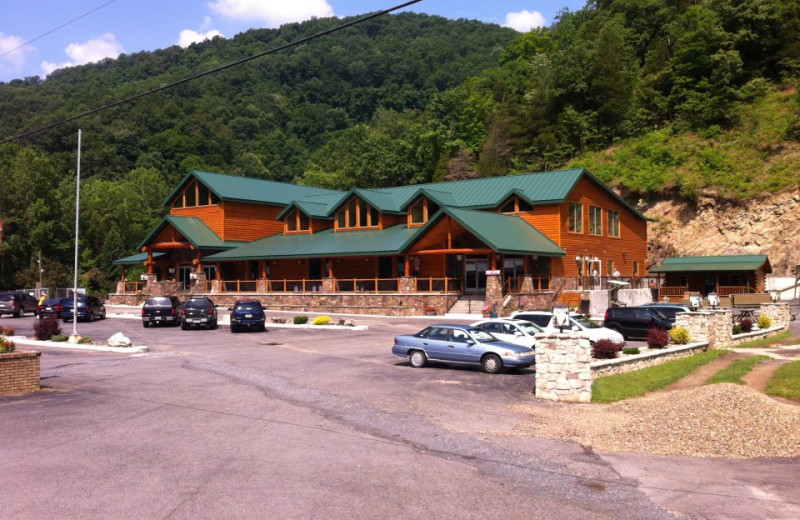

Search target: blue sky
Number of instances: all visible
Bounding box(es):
[0,0,585,83]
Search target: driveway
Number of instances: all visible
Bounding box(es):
[1,312,798,519]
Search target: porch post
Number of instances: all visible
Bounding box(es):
[323,258,335,293]
[147,250,154,274]
[404,255,411,277]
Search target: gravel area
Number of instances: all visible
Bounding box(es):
[506,384,800,458]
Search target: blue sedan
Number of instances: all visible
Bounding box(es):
[392,324,535,374]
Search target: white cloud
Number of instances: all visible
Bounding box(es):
[208,0,334,26]
[503,10,547,32]
[0,32,35,71]
[41,33,124,76]
[178,29,224,48]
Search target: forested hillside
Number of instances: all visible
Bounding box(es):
[1,2,799,290]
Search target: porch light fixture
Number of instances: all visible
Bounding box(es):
[575,256,582,262]
[168,267,175,274]
[708,293,720,309]
[770,289,780,302]
[593,256,600,262]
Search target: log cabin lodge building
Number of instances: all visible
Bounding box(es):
[112,168,649,315]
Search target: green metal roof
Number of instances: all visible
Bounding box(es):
[112,252,165,265]
[649,255,771,273]
[204,224,424,261]
[165,170,340,207]
[137,216,246,251]
[437,207,566,257]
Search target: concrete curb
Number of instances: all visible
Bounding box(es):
[9,336,149,354]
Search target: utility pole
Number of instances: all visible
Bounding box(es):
[70,130,82,341]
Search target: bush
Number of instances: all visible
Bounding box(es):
[622,346,640,355]
[293,315,309,325]
[740,318,753,333]
[0,337,15,353]
[647,327,670,348]
[51,335,69,342]
[33,316,62,340]
[669,326,690,345]
[757,315,772,329]
[1,326,15,336]
[592,339,624,359]
[78,336,92,344]
[732,324,743,335]
[312,315,332,325]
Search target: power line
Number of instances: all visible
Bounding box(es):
[1,0,423,145]
[0,0,122,59]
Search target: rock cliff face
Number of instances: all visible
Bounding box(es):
[643,188,800,275]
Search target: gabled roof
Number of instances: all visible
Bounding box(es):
[165,170,340,207]
[112,252,166,265]
[649,255,771,273]
[137,216,245,251]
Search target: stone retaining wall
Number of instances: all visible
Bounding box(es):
[591,343,709,377]
[0,351,41,395]
[731,326,786,346]
[758,303,791,331]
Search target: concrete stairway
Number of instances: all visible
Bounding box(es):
[446,293,485,317]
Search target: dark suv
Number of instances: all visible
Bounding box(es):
[181,297,218,330]
[0,292,39,318]
[603,306,673,340]
[142,296,183,327]
[230,299,266,332]
[61,295,106,322]
[37,297,65,319]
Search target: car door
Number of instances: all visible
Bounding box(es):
[419,326,451,361]
[491,322,519,344]
[632,308,656,338]
[447,328,478,363]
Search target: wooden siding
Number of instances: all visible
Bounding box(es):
[519,205,561,243]
[270,259,307,280]
[172,205,225,238]
[331,258,377,279]
[381,214,406,229]
[223,202,285,242]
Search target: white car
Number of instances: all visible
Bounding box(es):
[509,310,625,344]
[470,318,543,349]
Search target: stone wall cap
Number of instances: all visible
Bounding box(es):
[0,350,41,359]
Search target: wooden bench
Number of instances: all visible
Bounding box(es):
[730,293,772,308]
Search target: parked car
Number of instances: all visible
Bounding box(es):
[37,297,65,320]
[142,296,183,327]
[0,292,38,318]
[470,318,543,349]
[230,299,266,332]
[510,310,625,345]
[61,295,106,322]
[640,303,692,320]
[603,306,674,340]
[392,324,535,374]
[181,297,218,330]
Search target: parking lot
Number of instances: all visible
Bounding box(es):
[1,311,798,519]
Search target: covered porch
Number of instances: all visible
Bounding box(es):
[649,255,772,300]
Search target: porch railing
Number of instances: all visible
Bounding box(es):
[269,279,324,293]
[658,286,688,299]
[415,278,462,293]
[220,280,258,293]
[335,278,398,293]
[119,281,144,294]
[503,276,551,293]
[718,286,750,297]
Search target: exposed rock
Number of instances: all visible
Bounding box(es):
[107,333,132,348]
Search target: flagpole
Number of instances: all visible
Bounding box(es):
[70,129,81,340]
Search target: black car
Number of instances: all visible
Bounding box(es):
[142,296,183,327]
[37,297,65,319]
[0,292,39,318]
[640,303,692,320]
[229,299,266,332]
[181,297,218,330]
[61,295,107,322]
[603,306,673,340]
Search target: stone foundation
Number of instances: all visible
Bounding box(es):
[758,303,791,331]
[0,351,41,395]
[502,293,554,314]
[534,333,593,403]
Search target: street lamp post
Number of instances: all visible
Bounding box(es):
[70,130,82,341]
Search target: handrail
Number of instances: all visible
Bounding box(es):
[219,280,258,293]
[120,281,143,294]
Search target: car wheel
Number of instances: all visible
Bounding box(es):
[143,321,149,328]
[101,309,106,320]
[181,322,187,330]
[408,350,427,368]
[259,323,266,332]
[87,312,94,322]
[481,354,503,374]
[230,325,237,333]
[15,307,23,318]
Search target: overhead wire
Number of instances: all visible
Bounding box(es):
[0,0,423,144]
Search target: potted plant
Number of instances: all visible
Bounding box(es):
[424,305,437,316]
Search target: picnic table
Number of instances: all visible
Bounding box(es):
[734,308,756,322]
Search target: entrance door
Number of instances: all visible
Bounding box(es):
[464,256,488,293]
[178,266,192,290]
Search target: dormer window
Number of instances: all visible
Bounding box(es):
[408,198,438,226]
[172,179,220,208]
[500,196,533,214]
[335,198,379,230]
[285,209,310,233]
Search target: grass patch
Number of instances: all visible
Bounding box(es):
[706,355,770,385]
[592,349,728,403]
[734,330,792,349]
[765,361,800,402]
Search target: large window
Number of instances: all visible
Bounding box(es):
[589,206,602,236]
[173,180,220,208]
[285,209,310,233]
[568,203,583,233]
[608,210,620,238]
[336,198,379,230]
[409,199,426,225]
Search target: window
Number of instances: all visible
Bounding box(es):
[568,203,583,233]
[173,180,219,208]
[285,209,310,233]
[589,206,602,236]
[501,199,516,213]
[336,198,379,230]
[298,212,309,231]
[184,184,196,207]
[286,212,297,232]
[633,261,639,276]
[607,260,615,276]
[608,210,620,238]
[409,199,425,225]
[198,184,209,206]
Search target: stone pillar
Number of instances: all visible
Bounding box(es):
[210,279,221,294]
[709,310,733,349]
[759,303,791,330]
[322,277,335,293]
[485,272,503,312]
[115,281,125,294]
[534,333,593,403]
[674,311,714,345]
[398,276,416,294]
[520,275,534,294]
[256,278,267,294]
[145,274,158,296]
[191,272,207,293]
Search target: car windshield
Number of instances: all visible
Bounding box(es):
[145,298,173,307]
[571,315,601,328]
[185,300,209,309]
[0,294,14,301]
[469,329,496,342]
[43,298,62,305]
[235,303,260,311]
[516,322,541,334]
[649,308,668,319]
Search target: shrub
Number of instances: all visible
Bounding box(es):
[740,318,753,333]
[622,347,640,355]
[77,336,92,344]
[669,326,691,345]
[33,316,62,341]
[1,326,15,336]
[293,315,309,325]
[592,339,624,359]
[647,327,669,348]
[51,335,69,342]
[757,315,772,329]
[312,315,332,325]
[0,337,15,353]
[732,324,743,335]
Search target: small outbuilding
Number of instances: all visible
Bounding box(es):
[649,255,771,298]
